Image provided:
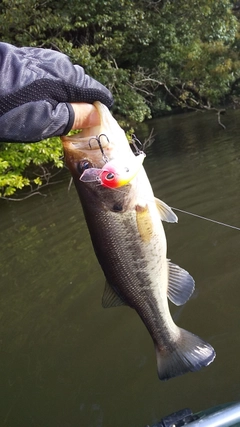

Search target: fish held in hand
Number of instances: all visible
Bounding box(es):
[61,102,215,381]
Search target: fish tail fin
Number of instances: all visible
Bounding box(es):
[155,328,216,381]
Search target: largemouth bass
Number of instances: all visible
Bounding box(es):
[61,102,215,380]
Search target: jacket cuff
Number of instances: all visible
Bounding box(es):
[64,103,74,135]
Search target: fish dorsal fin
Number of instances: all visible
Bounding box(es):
[155,198,178,223]
[102,281,127,308]
[167,260,195,306]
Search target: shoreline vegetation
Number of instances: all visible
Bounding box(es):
[1,0,240,199]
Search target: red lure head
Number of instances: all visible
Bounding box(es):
[100,153,145,188]
[80,152,146,188]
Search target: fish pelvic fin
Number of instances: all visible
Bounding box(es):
[167,261,195,306]
[155,329,216,381]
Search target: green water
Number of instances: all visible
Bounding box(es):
[0,110,240,426]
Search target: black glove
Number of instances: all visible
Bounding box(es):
[0,43,113,142]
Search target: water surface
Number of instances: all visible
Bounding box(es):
[0,110,240,426]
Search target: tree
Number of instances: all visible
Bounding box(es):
[0,0,239,198]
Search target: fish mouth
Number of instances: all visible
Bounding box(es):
[61,101,112,151]
[61,132,112,169]
[61,101,132,168]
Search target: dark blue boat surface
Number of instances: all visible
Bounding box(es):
[148,402,240,427]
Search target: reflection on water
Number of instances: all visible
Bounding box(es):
[0,110,240,426]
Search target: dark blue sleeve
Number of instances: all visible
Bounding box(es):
[0,42,113,142]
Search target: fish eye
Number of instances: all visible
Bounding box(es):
[77,160,92,173]
[106,172,115,180]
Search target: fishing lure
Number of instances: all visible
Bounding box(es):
[80,152,146,189]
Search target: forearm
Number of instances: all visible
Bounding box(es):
[0,42,113,142]
[0,101,73,143]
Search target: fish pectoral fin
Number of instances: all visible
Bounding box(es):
[155,198,178,223]
[167,260,195,306]
[102,281,127,308]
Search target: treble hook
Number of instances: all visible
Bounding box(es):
[131,134,143,155]
[88,133,110,163]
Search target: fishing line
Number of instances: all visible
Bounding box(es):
[109,188,240,231]
[172,207,240,231]
[76,162,240,231]
[68,176,73,192]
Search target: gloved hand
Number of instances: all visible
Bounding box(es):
[0,42,113,143]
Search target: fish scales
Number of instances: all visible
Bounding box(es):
[62,101,216,380]
[73,172,175,344]
[81,186,176,351]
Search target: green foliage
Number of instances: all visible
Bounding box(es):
[0,0,239,114]
[0,139,63,197]
[0,0,240,197]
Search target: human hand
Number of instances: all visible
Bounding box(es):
[70,103,100,129]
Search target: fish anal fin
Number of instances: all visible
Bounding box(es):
[167,260,195,306]
[102,281,127,308]
[155,328,216,381]
[155,198,178,223]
